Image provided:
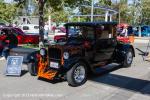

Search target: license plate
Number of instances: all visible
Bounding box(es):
[50,62,59,69]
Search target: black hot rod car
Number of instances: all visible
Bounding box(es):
[28,22,135,86]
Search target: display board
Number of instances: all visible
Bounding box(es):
[5,56,23,76]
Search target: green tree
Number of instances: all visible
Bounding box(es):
[141,0,150,25]
[112,0,129,23]
[0,1,17,23]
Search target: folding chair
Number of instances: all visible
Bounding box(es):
[136,38,150,61]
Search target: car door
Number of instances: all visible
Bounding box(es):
[94,25,117,62]
[13,28,25,44]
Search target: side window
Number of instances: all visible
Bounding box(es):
[23,26,29,30]
[97,25,115,39]
[34,26,39,29]
[81,26,95,41]
[96,25,110,39]
[86,27,95,40]
[103,25,112,39]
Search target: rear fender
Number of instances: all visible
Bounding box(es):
[121,44,135,57]
[115,44,135,61]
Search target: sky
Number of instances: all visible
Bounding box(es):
[128,0,134,4]
[4,0,13,3]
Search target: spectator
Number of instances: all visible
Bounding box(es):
[117,27,123,35]
[121,25,128,37]
[0,29,18,60]
[44,22,49,40]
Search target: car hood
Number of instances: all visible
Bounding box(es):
[48,43,83,55]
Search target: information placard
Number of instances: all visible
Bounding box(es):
[5,56,23,76]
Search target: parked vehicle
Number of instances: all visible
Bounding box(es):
[27,22,135,86]
[0,27,39,44]
[134,25,150,37]
[0,27,39,55]
[18,24,39,34]
[49,27,66,42]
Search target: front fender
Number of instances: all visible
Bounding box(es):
[63,57,89,73]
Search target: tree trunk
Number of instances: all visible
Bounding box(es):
[38,0,45,47]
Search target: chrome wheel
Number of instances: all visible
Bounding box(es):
[127,51,133,64]
[67,62,87,86]
[73,65,85,83]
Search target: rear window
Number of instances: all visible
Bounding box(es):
[34,26,39,29]
[23,26,29,30]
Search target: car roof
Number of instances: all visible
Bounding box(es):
[0,27,24,34]
[65,22,118,26]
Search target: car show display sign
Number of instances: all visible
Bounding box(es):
[5,56,23,76]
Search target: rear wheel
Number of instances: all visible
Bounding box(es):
[122,49,133,67]
[27,61,38,76]
[66,62,87,87]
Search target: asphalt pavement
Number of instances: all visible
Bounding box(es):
[0,41,150,100]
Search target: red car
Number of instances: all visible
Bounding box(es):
[117,36,130,43]
[0,27,39,54]
[0,27,39,45]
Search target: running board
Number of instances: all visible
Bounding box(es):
[92,63,120,74]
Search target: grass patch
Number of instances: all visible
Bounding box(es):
[22,44,39,49]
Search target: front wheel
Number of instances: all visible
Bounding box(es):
[122,49,133,67]
[66,62,87,87]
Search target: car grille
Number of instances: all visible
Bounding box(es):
[48,48,62,60]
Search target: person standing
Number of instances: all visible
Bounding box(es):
[44,22,49,40]
[121,25,128,37]
[0,29,18,60]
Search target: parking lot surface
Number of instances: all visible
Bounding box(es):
[0,42,150,100]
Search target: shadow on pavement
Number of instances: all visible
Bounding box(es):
[20,70,28,76]
[38,77,65,84]
[36,64,150,95]
[90,72,150,95]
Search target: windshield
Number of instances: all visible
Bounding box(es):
[66,25,95,45]
[67,26,94,40]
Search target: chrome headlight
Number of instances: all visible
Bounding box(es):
[40,48,46,56]
[63,52,69,59]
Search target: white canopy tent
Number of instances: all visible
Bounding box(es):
[71,0,118,22]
